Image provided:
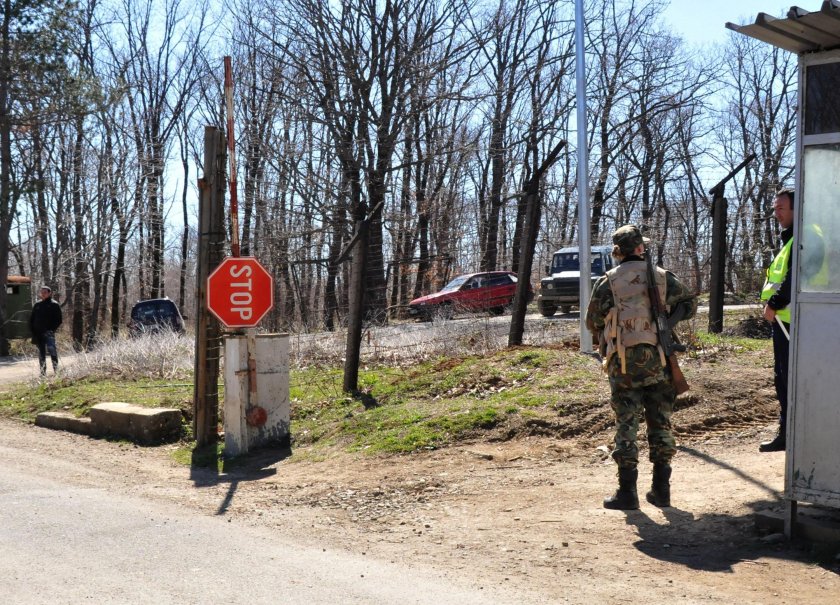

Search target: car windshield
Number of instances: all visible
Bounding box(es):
[552,253,603,275]
[441,275,470,291]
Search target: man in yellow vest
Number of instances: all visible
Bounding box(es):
[760,189,794,452]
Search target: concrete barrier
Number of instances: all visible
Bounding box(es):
[35,412,95,436]
[36,402,182,444]
[89,402,181,444]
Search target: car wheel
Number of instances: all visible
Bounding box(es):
[489,306,505,316]
[538,302,557,317]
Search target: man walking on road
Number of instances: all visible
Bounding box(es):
[586,225,696,510]
[29,286,62,376]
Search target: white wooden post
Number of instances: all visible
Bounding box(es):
[224,333,290,457]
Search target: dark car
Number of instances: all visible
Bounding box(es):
[408,271,532,321]
[537,245,614,316]
[128,298,185,336]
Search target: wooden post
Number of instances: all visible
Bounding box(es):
[707,153,755,334]
[193,127,227,446]
[708,194,727,334]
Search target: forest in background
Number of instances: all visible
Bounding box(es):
[0,0,796,354]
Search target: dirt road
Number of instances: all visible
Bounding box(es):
[1,411,838,604]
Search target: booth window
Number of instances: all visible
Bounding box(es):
[800,144,840,293]
[805,62,840,135]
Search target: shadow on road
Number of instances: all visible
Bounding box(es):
[189,441,291,515]
[618,447,839,574]
[679,445,780,497]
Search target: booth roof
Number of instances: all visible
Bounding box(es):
[727,1,840,53]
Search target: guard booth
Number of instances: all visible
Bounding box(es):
[3,276,32,340]
[728,2,840,534]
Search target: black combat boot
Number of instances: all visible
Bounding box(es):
[603,467,639,510]
[646,464,672,507]
[759,427,786,452]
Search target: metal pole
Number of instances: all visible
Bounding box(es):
[224,56,240,257]
[575,0,592,353]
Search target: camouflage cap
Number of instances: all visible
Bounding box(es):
[612,224,644,250]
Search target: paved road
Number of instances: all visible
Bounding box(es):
[0,355,74,388]
[0,453,544,605]
[0,356,43,387]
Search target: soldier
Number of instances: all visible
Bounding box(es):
[586,225,697,510]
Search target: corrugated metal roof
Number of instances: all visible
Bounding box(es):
[726,1,840,53]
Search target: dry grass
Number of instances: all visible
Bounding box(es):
[287,314,580,368]
[15,308,748,385]
[58,331,195,382]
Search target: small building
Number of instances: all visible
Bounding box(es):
[728,2,840,534]
[3,275,32,340]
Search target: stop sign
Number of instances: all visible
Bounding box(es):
[206,257,274,327]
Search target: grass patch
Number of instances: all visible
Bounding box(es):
[0,345,598,455]
[0,377,193,422]
[286,347,595,454]
[693,331,767,353]
[339,404,500,454]
[0,330,774,459]
[509,349,550,368]
[171,442,225,470]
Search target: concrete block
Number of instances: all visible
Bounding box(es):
[89,402,182,444]
[35,411,95,436]
[756,506,840,543]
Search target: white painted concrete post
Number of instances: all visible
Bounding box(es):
[223,334,290,457]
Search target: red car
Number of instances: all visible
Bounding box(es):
[408,271,532,321]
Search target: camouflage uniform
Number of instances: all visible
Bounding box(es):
[586,244,696,471]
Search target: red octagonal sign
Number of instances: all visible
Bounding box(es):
[207,257,274,328]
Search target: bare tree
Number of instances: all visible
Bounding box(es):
[469,0,540,272]
[586,0,662,241]
[716,33,796,295]
[110,0,207,300]
[0,0,76,354]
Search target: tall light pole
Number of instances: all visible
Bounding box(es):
[575,0,592,353]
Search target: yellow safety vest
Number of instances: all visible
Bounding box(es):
[761,238,792,323]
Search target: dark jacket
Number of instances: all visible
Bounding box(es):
[30,297,63,337]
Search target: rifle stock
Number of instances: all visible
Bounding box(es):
[645,254,689,394]
[668,354,689,395]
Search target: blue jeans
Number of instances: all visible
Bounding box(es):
[37,331,59,375]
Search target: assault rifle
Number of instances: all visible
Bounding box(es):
[645,253,689,395]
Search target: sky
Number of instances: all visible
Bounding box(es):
[662,0,796,46]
